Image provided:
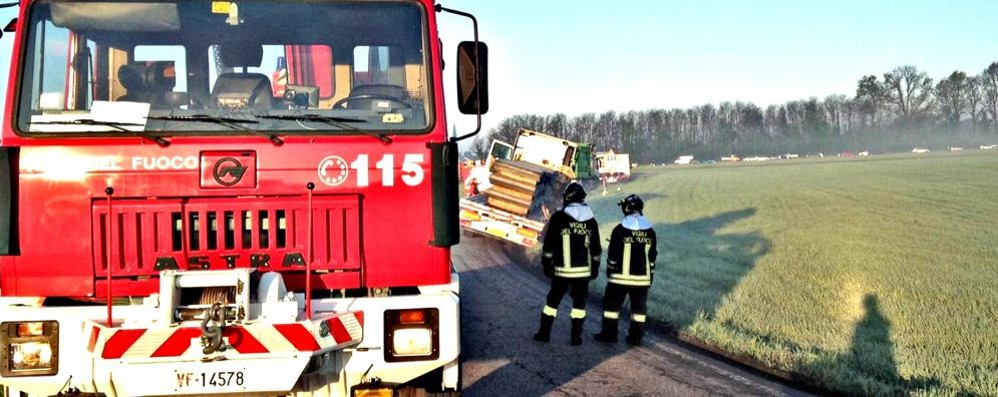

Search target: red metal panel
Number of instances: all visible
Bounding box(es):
[326,318,351,344]
[215,210,225,253]
[273,324,320,351]
[234,209,246,252]
[267,208,277,250]
[151,328,202,357]
[95,279,159,298]
[92,196,361,279]
[198,209,209,255]
[286,207,298,253]
[140,211,156,270]
[93,200,184,278]
[315,207,329,264]
[283,272,361,292]
[102,329,147,359]
[223,327,270,354]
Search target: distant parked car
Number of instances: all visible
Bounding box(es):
[858,151,870,156]
[703,159,717,165]
[744,156,769,162]
[721,155,740,162]
[912,147,930,154]
[949,147,963,151]
[780,153,799,160]
[981,144,997,150]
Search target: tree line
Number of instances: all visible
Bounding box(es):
[468,63,998,163]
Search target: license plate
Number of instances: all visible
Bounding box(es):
[175,369,246,391]
[111,356,309,396]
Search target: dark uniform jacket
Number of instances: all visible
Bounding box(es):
[541,203,602,279]
[607,214,657,287]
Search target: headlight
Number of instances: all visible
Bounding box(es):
[391,328,433,357]
[11,342,54,370]
[384,309,438,362]
[1,321,59,377]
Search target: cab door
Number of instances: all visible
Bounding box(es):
[486,140,513,170]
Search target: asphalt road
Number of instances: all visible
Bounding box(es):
[453,235,809,397]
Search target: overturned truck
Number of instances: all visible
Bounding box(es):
[459,129,593,247]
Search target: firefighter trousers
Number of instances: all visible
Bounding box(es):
[543,277,589,319]
[602,283,648,322]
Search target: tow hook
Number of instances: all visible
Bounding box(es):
[200,302,227,355]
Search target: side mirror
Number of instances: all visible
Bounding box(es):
[456,41,488,115]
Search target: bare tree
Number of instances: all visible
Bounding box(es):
[936,71,968,126]
[483,60,998,163]
[467,135,490,160]
[824,94,847,135]
[965,75,983,130]
[981,63,998,127]
[856,75,885,127]
[882,66,934,120]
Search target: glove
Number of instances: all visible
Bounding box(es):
[543,266,553,278]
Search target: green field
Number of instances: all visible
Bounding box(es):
[585,152,998,396]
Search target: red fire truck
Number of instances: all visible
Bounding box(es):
[0,0,487,395]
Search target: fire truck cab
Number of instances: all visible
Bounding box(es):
[0,0,486,395]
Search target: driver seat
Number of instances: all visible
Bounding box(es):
[117,62,176,108]
[211,44,273,109]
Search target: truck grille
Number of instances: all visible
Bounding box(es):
[92,196,361,277]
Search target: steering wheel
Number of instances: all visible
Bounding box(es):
[331,94,413,110]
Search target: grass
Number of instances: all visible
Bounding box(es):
[584,151,998,396]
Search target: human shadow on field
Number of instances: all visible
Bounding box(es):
[821,294,942,396]
[651,207,770,330]
[458,207,767,396]
[852,295,899,385]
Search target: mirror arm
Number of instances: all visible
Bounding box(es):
[436,4,483,143]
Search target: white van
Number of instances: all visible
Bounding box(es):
[674,155,696,165]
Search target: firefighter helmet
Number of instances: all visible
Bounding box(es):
[618,194,644,215]
[563,181,587,204]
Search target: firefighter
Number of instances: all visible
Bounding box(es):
[533,181,602,346]
[594,194,657,346]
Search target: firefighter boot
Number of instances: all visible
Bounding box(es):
[570,318,585,346]
[594,318,619,343]
[626,321,646,346]
[533,314,554,342]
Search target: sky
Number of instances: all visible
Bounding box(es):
[435,0,998,141]
[3,0,998,143]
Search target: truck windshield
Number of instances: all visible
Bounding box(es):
[15,0,432,136]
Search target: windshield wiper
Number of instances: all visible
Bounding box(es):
[32,119,170,147]
[258,114,392,144]
[145,115,284,146]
